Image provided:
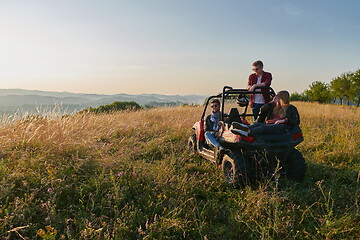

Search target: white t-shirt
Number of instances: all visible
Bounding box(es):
[254,76,265,104]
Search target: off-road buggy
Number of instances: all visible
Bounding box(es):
[188,86,306,186]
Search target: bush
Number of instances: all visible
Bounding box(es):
[80,101,141,114]
[290,92,308,101]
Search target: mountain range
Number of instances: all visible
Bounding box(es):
[0,89,207,115]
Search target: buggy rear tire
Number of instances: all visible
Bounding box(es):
[222,152,248,187]
[187,134,197,153]
[286,149,306,182]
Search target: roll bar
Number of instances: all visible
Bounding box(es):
[201,86,276,121]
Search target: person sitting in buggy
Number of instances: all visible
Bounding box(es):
[204,99,225,153]
[231,90,300,136]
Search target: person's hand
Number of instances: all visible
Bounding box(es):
[275,119,286,125]
[249,85,256,91]
[266,119,276,124]
[272,95,279,103]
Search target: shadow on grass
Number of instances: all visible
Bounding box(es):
[284,160,359,207]
[273,160,360,239]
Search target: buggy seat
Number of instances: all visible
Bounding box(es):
[227,108,242,125]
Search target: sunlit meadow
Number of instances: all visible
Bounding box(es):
[0,102,359,239]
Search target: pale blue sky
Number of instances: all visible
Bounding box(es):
[0,0,359,95]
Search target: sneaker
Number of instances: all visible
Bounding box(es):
[232,121,250,131]
[231,128,249,137]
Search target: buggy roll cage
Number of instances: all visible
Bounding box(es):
[201,86,276,121]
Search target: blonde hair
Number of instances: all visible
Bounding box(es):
[272,91,290,118]
[278,90,290,104]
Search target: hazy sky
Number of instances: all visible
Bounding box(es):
[1,0,359,95]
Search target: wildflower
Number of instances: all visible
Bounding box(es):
[45,225,57,235]
[315,180,324,186]
[117,171,125,176]
[132,171,136,176]
[47,188,53,193]
[37,229,46,237]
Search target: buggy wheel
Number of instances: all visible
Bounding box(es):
[222,152,248,187]
[286,149,306,182]
[187,134,197,153]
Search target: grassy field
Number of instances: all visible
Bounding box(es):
[0,102,359,239]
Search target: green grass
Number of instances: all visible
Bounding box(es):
[0,104,359,239]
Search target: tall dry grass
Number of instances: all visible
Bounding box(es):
[0,106,200,148]
[0,103,359,239]
[294,102,359,169]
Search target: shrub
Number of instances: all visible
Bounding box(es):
[80,101,141,114]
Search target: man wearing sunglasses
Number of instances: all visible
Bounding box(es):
[204,99,225,160]
[246,60,272,120]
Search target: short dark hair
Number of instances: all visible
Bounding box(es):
[252,60,263,68]
[210,99,220,105]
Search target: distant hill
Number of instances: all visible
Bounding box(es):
[0,89,206,115]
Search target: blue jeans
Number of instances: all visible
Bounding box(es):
[252,103,264,121]
[205,132,221,148]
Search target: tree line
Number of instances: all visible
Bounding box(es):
[290,69,360,106]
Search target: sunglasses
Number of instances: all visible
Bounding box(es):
[211,104,219,108]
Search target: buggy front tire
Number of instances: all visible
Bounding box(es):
[222,152,248,187]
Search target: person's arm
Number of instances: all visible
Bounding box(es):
[247,74,259,90]
[204,115,211,131]
[275,105,300,126]
[257,102,274,123]
[246,75,252,90]
[249,72,272,91]
[263,72,272,87]
[286,106,300,126]
[249,82,266,91]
